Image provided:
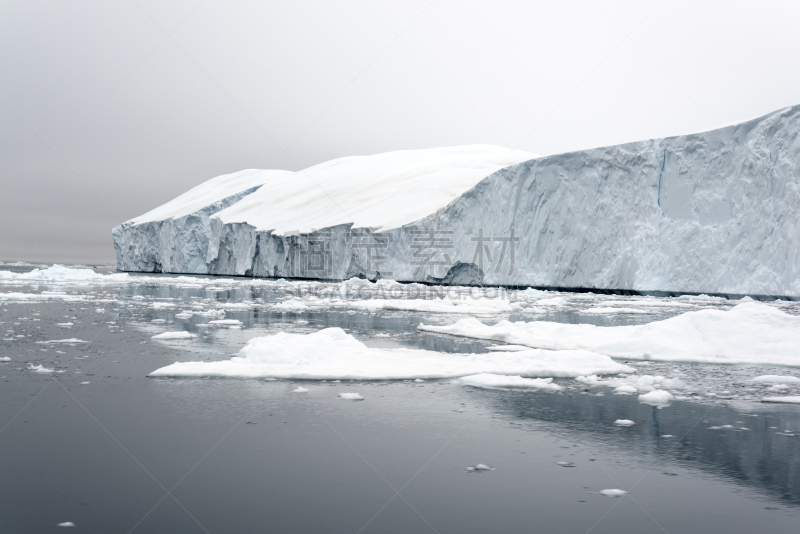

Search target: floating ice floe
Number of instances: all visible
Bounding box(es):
[28,364,54,373]
[148,327,633,380]
[207,319,242,326]
[419,302,800,366]
[761,396,800,404]
[0,265,128,283]
[151,331,196,340]
[556,461,575,467]
[598,489,627,497]
[346,296,514,314]
[751,375,800,384]
[637,390,675,408]
[36,339,88,344]
[338,393,364,400]
[457,373,562,390]
[57,522,75,527]
[0,357,10,362]
[292,386,309,393]
[614,419,635,426]
[466,464,494,472]
[577,374,686,394]
[273,299,310,312]
[581,307,654,315]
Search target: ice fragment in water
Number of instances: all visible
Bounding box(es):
[338,393,364,400]
[614,419,635,426]
[599,489,627,497]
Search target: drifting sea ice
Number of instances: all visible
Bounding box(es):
[419,302,800,366]
[457,373,562,390]
[28,364,54,373]
[614,419,635,426]
[761,396,800,404]
[149,327,633,380]
[598,489,628,497]
[151,331,196,340]
[751,375,800,384]
[338,393,365,400]
[637,390,675,408]
[466,464,494,472]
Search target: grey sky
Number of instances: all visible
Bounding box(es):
[2,0,799,264]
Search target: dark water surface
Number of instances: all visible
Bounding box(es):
[1,275,799,533]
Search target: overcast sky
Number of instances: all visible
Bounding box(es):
[2,0,800,264]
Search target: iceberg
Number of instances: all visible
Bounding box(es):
[419,301,800,366]
[115,106,800,296]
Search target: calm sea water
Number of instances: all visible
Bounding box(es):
[1,269,799,533]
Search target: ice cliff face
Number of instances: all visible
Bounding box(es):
[114,107,800,296]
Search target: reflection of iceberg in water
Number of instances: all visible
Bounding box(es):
[471,388,800,506]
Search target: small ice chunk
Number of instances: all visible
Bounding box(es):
[556,461,575,467]
[661,435,674,438]
[174,312,193,319]
[638,390,675,408]
[0,356,10,362]
[414,378,424,382]
[614,385,637,395]
[28,364,54,373]
[614,419,635,426]
[599,489,627,497]
[339,393,364,400]
[466,463,494,472]
[708,424,735,430]
[80,381,90,385]
[57,522,75,527]
[151,331,196,340]
[208,319,242,326]
[293,386,309,393]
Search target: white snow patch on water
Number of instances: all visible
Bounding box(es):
[36,338,87,344]
[292,386,309,393]
[458,373,562,390]
[149,327,633,380]
[339,393,364,400]
[614,419,635,426]
[419,302,800,366]
[0,356,10,362]
[29,364,54,373]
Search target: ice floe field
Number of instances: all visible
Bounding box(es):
[2,264,800,533]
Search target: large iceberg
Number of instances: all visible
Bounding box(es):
[114,106,800,296]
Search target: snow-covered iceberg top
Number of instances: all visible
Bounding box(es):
[148,327,632,380]
[419,301,800,366]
